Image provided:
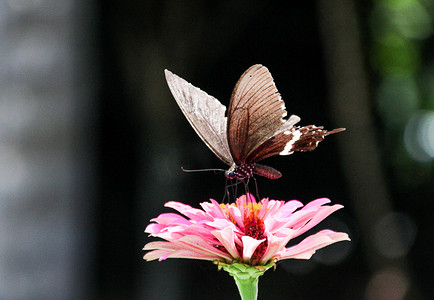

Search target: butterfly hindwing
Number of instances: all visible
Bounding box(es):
[287,126,346,153]
[246,125,345,163]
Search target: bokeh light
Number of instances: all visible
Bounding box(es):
[365,267,410,300]
[404,110,434,162]
[376,77,419,128]
[0,144,27,197]
[374,212,417,259]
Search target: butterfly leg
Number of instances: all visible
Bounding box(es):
[252,176,261,201]
[223,178,241,203]
[232,179,241,202]
[222,177,230,202]
[242,179,251,197]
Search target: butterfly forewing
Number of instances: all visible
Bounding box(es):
[165,70,233,166]
[227,65,288,164]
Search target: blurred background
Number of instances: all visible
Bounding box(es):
[0,0,433,299]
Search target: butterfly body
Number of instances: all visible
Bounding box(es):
[224,163,282,180]
[165,64,344,181]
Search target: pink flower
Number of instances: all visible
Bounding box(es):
[144,194,349,266]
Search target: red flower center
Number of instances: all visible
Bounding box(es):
[244,212,268,265]
[221,202,269,265]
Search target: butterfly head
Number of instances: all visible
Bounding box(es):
[224,163,238,179]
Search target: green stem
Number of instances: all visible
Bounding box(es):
[232,273,259,300]
[220,262,275,300]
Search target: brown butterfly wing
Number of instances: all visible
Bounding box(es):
[165,69,233,166]
[227,64,294,164]
[246,126,346,163]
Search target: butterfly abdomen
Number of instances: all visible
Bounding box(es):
[253,163,282,179]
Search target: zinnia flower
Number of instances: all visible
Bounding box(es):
[144,194,349,299]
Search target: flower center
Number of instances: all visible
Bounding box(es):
[244,213,268,265]
[221,202,268,265]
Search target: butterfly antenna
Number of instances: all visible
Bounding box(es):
[181,167,225,174]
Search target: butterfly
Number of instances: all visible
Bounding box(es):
[165,64,345,181]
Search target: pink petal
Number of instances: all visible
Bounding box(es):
[206,219,238,231]
[175,235,232,260]
[241,236,266,261]
[277,230,350,260]
[225,204,244,230]
[264,217,291,233]
[144,248,220,261]
[256,198,271,219]
[149,212,191,226]
[260,229,295,263]
[144,240,227,261]
[235,194,257,216]
[147,230,182,241]
[145,236,233,261]
[278,200,304,216]
[303,198,331,209]
[145,223,166,234]
[164,201,193,212]
[165,201,212,221]
[200,199,226,219]
[143,241,176,251]
[292,204,344,238]
[180,224,217,240]
[163,250,222,260]
[258,199,286,220]
[212,227,240,259]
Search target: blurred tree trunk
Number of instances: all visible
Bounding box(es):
[317,0,421,298]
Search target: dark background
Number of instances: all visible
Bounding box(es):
[92,1,434,300]
[0,0,426,299]
[96,1,434,299]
